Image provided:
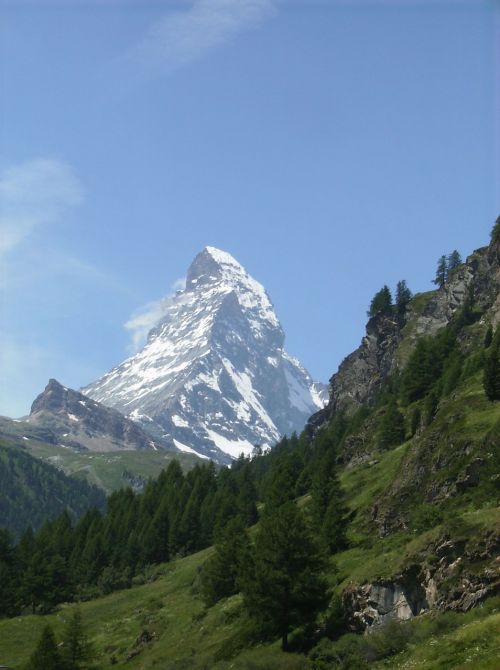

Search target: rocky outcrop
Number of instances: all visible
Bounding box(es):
[343,570,428,632]
[23,379,168,452]
[342,532,500,632]
[309,235,500,435]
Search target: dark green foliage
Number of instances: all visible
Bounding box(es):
[25,625,65,670]
[0,441,105,539]
[310,446,348,553]
[409,407,421,437]
[2,456,260,614]
[241,502,329,650]
[401,327,457,404]
[433,255,448,287]
[377,398,405,449]
[447,250,462,272]
[395,280,412,315]
[441,351,463,397]
[491,215,500,243]
[61,607,95,670]
[367,285,392,318]
[484,325,493,348]
[410,503,443,533]
[262,451,302,514]
[200,516,251,607]
[0,529,17,617]
[423,389,439,426]
[483,329,500,401]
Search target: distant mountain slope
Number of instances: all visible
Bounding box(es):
[0,439,105,538]
[84,247,327,463]
[20,378,173,453]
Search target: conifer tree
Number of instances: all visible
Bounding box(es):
[241,502,329,650]
[395,280,412,315]
[483,330,500,401]
[310,447,348,553]
[200,516,250,607]
[377,397,405,449]
[61,607,94,670]
[433,255,448,288]
[367,285,393,318]
[0,529,17,617]
[447,250,462,272]
[26,625,65,670]
[484,325,493,348]
[491,215,500,244]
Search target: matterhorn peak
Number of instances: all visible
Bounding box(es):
[83,248,327,463]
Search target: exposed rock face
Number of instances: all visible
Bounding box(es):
[343,532,500,632]
[24,379,165,452]
[309,237,500,433]
[343,574,428,632]
[83,247,326,464]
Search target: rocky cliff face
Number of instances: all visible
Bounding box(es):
[23,379,166,452]
[343,531,499,632]
[310,237,500,433]
[84,247,326,464]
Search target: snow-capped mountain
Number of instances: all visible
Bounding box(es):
[83,247,327,463]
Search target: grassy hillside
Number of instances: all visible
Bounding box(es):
[23,440,201,494]
[1,368,498,669]
[0,503,497,669]
[2,244,499,668]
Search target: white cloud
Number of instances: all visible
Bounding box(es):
[122,0,277,79]
[124,277,186,353]
[0,158,84,257]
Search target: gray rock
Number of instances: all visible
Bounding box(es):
[83,247,326,464]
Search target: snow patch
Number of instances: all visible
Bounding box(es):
[172,415,189,428]
[67,413,79,422]
[204,428,254,458]
[173,439,209,460]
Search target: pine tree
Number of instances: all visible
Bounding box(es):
[61,607,94,670]
[0,529,17,617]
[377,397,405,449]
[367,285,393,318]
[26,625,65,670]
[491,215,500,244]
[433,255,448,288]
[241,502,329,650]
[200,516,251,607]
[484,325,493,348]
[447,250,462,272]
[310,447,348,553]
[395,280,412,315]
[483,331,500,401]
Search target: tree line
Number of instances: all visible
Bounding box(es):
[0,458,258,617]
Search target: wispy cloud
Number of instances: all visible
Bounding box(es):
[121,0,277,80]
[125,277,186,353]
[0,158,84,257]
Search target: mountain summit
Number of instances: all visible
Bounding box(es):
[83,247,326,463]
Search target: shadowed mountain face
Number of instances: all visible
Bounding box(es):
[23,379,168,452]
[83,247,327,463]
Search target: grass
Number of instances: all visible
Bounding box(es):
[22,441,200,494]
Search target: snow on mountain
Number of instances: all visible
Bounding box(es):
[83,247,327,464]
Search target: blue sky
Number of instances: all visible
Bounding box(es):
[1,0,499,417]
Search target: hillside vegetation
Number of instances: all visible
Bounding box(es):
[0,440,105,538]
[1,225,500,668]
